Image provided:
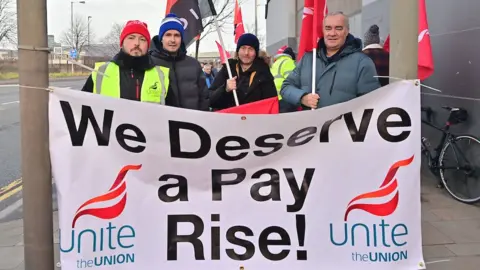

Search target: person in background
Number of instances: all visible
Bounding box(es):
[149,13,209,111]
[270,46,297,113]
[281,11,381,109]
[209,61,218,77]
[203,63,215,88]
[259,50,272,67]
[209,33,277,110]
[362,24,390,87]
[81,20,170,105]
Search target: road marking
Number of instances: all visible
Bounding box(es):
[0,100,19,106]
[0,84,19,88]
[0,178,23,202]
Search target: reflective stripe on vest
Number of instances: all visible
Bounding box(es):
[92,62,169,104]
[273,59,289,100]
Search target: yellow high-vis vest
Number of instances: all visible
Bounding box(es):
[92,61,170,104]
[270,55,296,101]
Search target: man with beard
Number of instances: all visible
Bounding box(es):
[149,13,209,111]
[209,33,277,110]
[81,20,170,104]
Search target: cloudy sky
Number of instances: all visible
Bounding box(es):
[43,0,266,54]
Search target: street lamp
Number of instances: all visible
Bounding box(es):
[70,0,85,72]
[87,16,92,46]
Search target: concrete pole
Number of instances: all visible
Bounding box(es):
[389,0,419,82]
[16,0,54,268]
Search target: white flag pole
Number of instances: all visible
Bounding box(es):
[311,47,317,110]
[213,16,240,107]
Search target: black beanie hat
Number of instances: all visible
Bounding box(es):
[236,33,260,56]
[283,47,296,61]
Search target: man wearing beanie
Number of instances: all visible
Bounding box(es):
[281,12,380,110]
[270,46,297,112]
[362,24,390,87]
[149,13,209,111]
[209,33,277,110]
[81,20,170,104]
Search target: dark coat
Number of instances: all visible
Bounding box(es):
[363,44,390,87]
[149,35,209,111]
[209,58,277,110]
[81,50,156,101]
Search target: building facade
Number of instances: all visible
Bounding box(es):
[266,0,480,144]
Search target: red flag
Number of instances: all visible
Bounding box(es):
[217,97,279,114]
[215,41,231,64]
[297,0,328,61]
[234,0,245,44]
[383,0,433,80]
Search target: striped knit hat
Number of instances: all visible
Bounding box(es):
[159,13,184,41]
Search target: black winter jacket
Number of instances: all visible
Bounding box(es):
[149,35,209,111]
[81,50,157,101]
[209,58,277,110]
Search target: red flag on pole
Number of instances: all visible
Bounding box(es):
[217,97,279,114]
[297,0,328,61]
[234,0,245,44]
[383,0,434,80]
[215,41,231,64]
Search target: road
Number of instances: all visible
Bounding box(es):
[0,78,86,222]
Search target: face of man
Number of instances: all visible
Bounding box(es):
[204,65,212,74]
[122,33,148,56]
[323,14,349,50]
[238,45,256,65]
[162,30,181,53]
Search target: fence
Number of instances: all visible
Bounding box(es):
[0,54,110,74]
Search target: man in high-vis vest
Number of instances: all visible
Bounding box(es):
[81,20,170,104]
[270,46,297,112]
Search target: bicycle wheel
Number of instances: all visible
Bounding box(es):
[439,135,480,203]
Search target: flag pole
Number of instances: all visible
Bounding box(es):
[214,17,240,106]
[206,0,239,106]
[311,48,317,110]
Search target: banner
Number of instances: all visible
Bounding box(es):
[49,80,425,270]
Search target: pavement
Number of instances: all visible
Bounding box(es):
[0,168,479,269]
[0,78,86,222]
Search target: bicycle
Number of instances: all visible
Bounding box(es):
[421,106,480,204]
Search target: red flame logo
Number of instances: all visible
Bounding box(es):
[344,156,414,221]
[71,164,142,228]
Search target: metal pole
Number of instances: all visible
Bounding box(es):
[87,17,90,46]
[17,0,54,268]
[254,0,258,36]
[70,1,74,73]
[389,0,418,81]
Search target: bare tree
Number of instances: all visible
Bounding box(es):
[60,15,89,58]
[199,0,246,41]
[245,23,266,49]
[100,22,124,57]
[0,0,17,44]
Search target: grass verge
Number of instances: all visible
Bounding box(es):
[0,72,89,80]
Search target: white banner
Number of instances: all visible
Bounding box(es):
[49,80,425,270]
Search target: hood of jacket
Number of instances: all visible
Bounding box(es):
[149,34,187,61]
[318,34,362,62]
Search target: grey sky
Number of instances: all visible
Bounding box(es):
[45,0,265,53]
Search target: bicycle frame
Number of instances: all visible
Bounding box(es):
[421,118,450,161]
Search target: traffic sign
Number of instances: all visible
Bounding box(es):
[69,49,77,59]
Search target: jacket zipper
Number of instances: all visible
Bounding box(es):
[329,71,337,95]
[131,69,140,100]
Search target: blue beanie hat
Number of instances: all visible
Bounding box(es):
[236,33,260,56]
[159,13,185,40]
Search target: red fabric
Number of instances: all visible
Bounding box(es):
[297,0,328,61]
[120,20,151,47]
[383,0,433,80]
[165,0,177,14]
[234,0,245,44]
[276,45,287,55]
[215,41,231,64]
[217,97,279,114]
